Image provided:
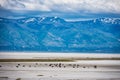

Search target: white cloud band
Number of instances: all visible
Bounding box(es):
[0,0,120,14]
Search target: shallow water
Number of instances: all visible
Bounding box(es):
[0,60,120,80]
[0,70,120,80]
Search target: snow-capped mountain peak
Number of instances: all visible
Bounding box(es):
[16,16,65,24]
[94,18,120,24]
[38,16,65,23]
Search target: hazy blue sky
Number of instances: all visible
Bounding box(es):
[0,0,120,19]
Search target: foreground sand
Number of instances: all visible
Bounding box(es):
[0,52,120,80]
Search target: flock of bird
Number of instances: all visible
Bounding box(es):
[0,63,98,69]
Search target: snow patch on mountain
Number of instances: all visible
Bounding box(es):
[93,18,120,24]
[25,18,36,23]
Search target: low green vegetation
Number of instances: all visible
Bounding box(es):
[0,77,8,78]
[16,78,21,80]
[37,75,44,76]
[76,58,120,60]
[0,57,120,62]
[0,59,73,62]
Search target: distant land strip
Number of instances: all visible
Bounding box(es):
[0,58,120,62]
[0,59,73,62]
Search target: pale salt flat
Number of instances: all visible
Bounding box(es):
[0,52,120,59]
[0,52,120,80]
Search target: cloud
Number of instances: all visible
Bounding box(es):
[0,0,120,14]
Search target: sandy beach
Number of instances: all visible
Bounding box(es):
[0,52,120,80]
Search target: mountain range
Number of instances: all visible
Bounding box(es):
[0,17,120,53]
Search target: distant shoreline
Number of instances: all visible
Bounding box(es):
[0,58,120,62]
[0,52,120,62]
[0,51,120,54]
